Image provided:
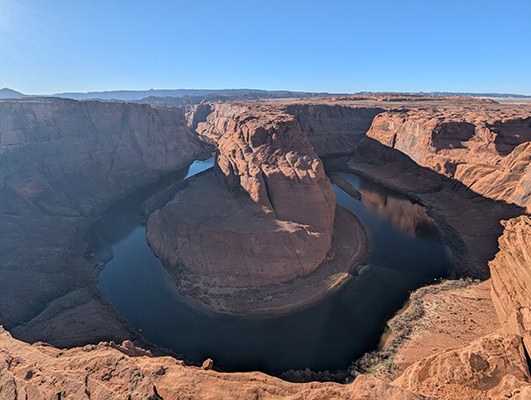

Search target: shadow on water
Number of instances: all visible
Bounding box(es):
[86,158,214,264]
[94,158,452,375]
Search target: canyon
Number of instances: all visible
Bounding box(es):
[0,94,530,399]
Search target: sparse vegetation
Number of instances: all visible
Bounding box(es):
[352,278,480,380]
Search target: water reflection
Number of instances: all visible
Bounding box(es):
[359,178,441,241]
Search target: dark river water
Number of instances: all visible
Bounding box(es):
[92,158,452,374]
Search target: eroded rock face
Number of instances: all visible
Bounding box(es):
[490,216,531,354]
[366,110,531,211]
[0,98,203,216]
[285,104,384,155]
[5,323,531,400]
[147,104,336,289]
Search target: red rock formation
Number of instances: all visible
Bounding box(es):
[0,98,204,216]
[490,216,531,354]
[394,333,531,400]
[147,104,337,290]
[285,104,384,155]
[0,98,205,339]
[0,326,423,400]
[366,110,531,211]
[1,95,530,399]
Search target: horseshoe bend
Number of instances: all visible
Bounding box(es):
[0,91,530,399]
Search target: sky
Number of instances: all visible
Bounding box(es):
[1,0,530,95]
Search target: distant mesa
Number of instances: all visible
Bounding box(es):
[0,88,25,99]
[2,87,530,102]
[51,88,335,101]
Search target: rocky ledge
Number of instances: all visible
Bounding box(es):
[3,327,531,399]
[0,325,426,400]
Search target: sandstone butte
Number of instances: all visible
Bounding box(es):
[147,104,337,288]
[0,94,530,399]
[146,103,371,314]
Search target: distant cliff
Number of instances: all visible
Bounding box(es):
[365,110,531,211]
[0,98,203,216]
[0,88,25,99]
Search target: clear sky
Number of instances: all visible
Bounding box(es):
[1,0,530,95]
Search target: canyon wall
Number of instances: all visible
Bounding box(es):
[0,98,205,338]
[1,96,530,399]
[0,98,203,217]
[490,216,531,354]
[283,100,529,281]
[285,104,384,155]
[365,110,531,211]
[276,100,531,212]
[147,104,336,289]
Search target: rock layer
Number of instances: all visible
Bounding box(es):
[394,333,531,400]
[285,104,384,155]
[0,98,203,216]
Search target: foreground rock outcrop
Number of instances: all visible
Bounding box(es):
[2,328,531,399]
[354,279,500,381]
[395,333,531,400]
[0,326,424,400]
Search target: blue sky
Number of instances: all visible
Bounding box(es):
[1,0,530,95]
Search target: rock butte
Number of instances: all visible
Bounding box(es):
[146,103,371,314]
[148,104,337,289]
[0,94,530,398]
